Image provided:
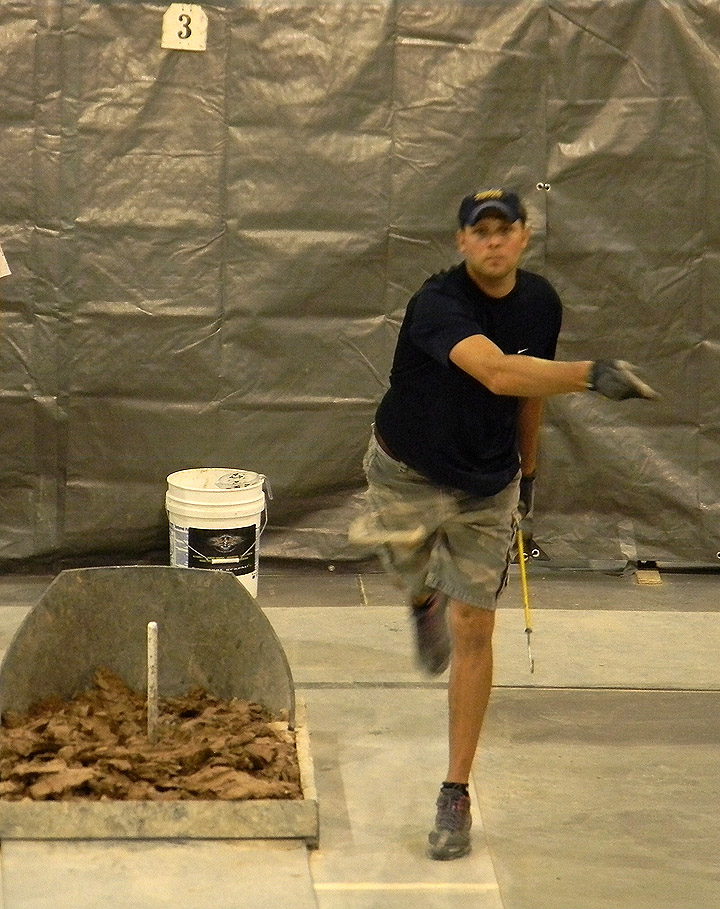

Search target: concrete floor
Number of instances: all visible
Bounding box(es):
[0,560,719,908]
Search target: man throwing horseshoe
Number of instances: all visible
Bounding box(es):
[350,187,658,860]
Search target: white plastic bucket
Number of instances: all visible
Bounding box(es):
[166,468,266,597]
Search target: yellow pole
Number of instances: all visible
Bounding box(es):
[516,529,534,673]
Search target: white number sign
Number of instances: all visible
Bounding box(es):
[162,4,207,52]
[0,243,10,279]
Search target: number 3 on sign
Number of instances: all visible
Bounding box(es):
[162,4,207,51]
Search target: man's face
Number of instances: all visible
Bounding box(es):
[456,215,530,285]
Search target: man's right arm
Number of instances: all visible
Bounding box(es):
[449,334,658,400]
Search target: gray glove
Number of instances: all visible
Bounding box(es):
[588,360,659,401]
[518,474,535,550]
[518,475,535,522]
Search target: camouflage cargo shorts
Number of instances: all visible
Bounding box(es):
[350,431,519,610]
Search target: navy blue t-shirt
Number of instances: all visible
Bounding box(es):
[374,263,562,497]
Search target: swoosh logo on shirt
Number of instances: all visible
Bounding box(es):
[517,347,529,354]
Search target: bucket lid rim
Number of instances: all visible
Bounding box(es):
[167,468,263,489]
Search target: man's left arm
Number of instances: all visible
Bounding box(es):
[517,396,543,544]
[517,396,543,479]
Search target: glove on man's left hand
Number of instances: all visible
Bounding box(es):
[518,474,535,545]
[518,475,535,519]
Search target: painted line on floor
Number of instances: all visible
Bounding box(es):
[314,881,499,891]
[356,574,369,607]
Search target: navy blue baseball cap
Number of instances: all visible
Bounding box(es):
[458,189,527,227]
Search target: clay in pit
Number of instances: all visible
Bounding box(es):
[0,669,301,802]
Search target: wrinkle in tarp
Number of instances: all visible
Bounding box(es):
[0,0,718,566]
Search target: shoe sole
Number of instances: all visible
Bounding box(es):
[426,842,471,861]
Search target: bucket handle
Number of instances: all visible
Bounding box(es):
[258,476,271,544]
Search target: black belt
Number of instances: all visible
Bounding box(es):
[374,427,400,461]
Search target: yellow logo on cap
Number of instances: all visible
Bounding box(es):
[474,189,504,201]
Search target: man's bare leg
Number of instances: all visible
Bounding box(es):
[427,599,495,859]
[446,599,496,783]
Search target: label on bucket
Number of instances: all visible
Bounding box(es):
[170,525,189,567]
[187,526,256,574]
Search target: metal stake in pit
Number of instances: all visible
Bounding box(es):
[147,621,159,743]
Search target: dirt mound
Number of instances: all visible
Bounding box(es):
[0,669,301,801]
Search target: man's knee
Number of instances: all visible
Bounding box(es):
[449,600,495,648]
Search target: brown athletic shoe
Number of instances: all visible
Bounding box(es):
[410,592,450,675]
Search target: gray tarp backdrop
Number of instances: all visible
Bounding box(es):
[0,0,718,567]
